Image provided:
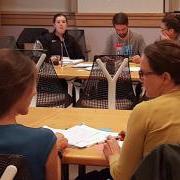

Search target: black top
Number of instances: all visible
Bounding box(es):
[38,30,85,59]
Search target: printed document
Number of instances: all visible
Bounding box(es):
[44,124,119,148]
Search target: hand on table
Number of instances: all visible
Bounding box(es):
[50,55,60,65]
[130,55,141,64]
[55,133,68,150]
[103,136,120,161]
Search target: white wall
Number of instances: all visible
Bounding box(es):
[1,0,180,13]
[170,0,180,11]
[77,0,164,13]
[1,0,71,12]
[0,25,159,60]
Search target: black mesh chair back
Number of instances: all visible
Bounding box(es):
[67,29,88,61]
[14,49,46,66]
[131,144,180,180]
[76,55,138,109]
[37,59,72,107]
[16,28,49,49]
[0,36,17,49]
[0,154,31,180]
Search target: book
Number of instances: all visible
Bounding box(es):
[43,124,119,148]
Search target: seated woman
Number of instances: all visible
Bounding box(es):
[160,13,180,41]
[103,40,180,180]
[35,13,85,60]
[0,49,68,180]
[132,13,180,65]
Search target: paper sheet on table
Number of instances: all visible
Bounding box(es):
[62,57,84,65]
[43,124,118,148]
[118,141,124,148]
[72,63,93,68]
[130,66,140,72]
[43,126,67,134]
[84,67,92,71]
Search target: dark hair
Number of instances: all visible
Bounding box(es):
[53,13,68,23]
[144,40,180,84]
[112,12,128,26]
[162,13,180,33]
[0,49,36,117]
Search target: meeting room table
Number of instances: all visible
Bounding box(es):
[54,62,139,81]
[54,62,140,103]
[17,107,132,180]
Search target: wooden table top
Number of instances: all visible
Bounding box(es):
[54,62,139,81]
[17,107,131,166]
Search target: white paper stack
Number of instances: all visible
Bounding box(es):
[62,57,84,65]
[43,124,119,148]
[72,63,93,68]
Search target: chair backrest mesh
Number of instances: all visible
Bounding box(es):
[37,60,72,107]
[131,144,180,180]
[14,49,45,65]
[76,55,138,109]
[0,154,31,180]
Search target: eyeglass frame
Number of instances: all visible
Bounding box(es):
[160,27,169,32]
[138,70,157,79]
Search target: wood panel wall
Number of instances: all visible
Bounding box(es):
[1,11,164,27]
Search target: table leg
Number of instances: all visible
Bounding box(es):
[67,80,74,96]
[78,165,86,176]
[61,164,69,180]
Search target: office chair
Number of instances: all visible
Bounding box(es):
[16,28,49,49]
[67,29,89,61]
[1,165,17,180]
[36,59,72,107]
[0,36,17,49]
[0,154,31,180]
[76,55,138,109]
[30,53,46,107]
[131,144,180,180]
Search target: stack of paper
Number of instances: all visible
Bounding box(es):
[129,66,140,72]
[44,124,119,148]
[72,63,93,68]
[62,57,84,65]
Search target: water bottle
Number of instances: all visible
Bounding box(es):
[33,40,43,57]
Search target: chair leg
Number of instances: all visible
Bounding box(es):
[67,80,74,96]
[61,164,69,180]
[78,165,86,177]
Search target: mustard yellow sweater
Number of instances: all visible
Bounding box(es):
[110,91,180,180]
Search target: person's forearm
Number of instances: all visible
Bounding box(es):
[109,154,121,180]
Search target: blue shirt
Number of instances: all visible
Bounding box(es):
[0,124,56,180]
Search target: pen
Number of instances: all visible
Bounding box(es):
[105,131,126,141]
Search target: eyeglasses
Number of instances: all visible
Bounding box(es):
[138,70,156,79]
[160,28,169,32]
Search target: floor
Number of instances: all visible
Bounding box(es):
[69,165,105,180]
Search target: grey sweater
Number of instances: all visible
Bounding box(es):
[104,30,146,56]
